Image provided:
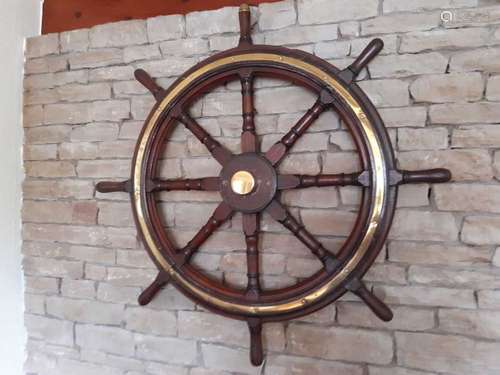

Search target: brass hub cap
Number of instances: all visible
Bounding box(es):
[220,153,277,213]
[231,171,255,195]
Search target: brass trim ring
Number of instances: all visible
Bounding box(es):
[133,53,387,316]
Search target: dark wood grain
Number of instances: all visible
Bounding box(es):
[179,202,233,262]
[266,200,338,271]
[243,213,260,298]
[42,0,281,34]
[176,111,232,166]
[248,318,264,366]
[135,69,166,101]
[148,177,220,192]
[265,90,335,165]
[240,71,257,153]
[138,272,170,306]
[277,172,368,189]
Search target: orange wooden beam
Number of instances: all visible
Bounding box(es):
[42,0,281,34]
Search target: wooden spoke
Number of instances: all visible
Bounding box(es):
[147,177,220,192]
[178,202,233,263]
[265,200,338,272]
[238,4,253,46]
[265,90,335,166]
[277,172,369,190]
[176,111,232,166]
[243,213,260,299]
[240,71,257,153]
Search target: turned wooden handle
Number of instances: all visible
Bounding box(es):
[138,273,169,306]
[349,38,384,75]
[401,168,451,184]
[346,278,393,322]
[95,180,130,193]
[134,69,164,100]
[248,319,264,366]
[356,283,393,322]
[239,4,252,45]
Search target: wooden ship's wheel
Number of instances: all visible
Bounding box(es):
[97,4,451,366]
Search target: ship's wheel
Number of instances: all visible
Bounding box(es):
[96,4,451,366]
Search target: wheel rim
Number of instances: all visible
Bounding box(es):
[130,47,397,320]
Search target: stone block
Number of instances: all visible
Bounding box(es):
[61,279,96,299]
[400,28,490,53]
[46,296,124,325]
[259,0,296,30]
[266,355,363,375]
[135,334,197,365]
[90,20,147,48]
[24,144,58,160]
[298,0,378,25]
[338,302,435,331]
[187,7,243,37]
[69,49,123,70]
[23,179,94,200]
[397,149,493,181]
[379,107,427,128]
[384,0,477,13]
[201,344,260,374]
[25,125,70,144]
[375,285,475,308]
[388,241,492,266]
[147,14,185,42]
[26,34,59,58]
[362,12,441,35]
[398,128,448,150]
[59,142,98,160]
[439,308,500,339]
[160,38,209,56]
[25,314,73,346]
[25,161,76,178]
[434,183,500,213]
[370,53,448,79]
[389,210,458,241]
[396,332,500,374]
[301,209,357,236]
[60,29,89,52]
[76,159,131,178]
[76,324,134,356]
[358,79,409,107]
[410,72,483,103]
[450,47,500,73]
[265,24,338,45]
[462,215,500,245]
[123,44,161,63]
[409,265,500,289]
[288,324,393,364]
[125,307,177,336]
[43,103,91,124]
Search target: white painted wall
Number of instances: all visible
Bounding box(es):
[0,1,42,373]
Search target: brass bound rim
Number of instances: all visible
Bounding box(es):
[132,53,388,316]
[95,8,451,364]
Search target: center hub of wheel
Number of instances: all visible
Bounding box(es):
[231,171,255,195]
[220,153,277,213]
